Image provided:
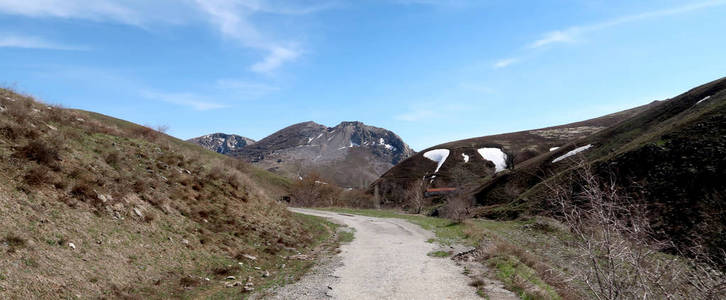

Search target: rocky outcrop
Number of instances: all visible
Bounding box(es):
[187,133,255,154]
[230,121,415,188]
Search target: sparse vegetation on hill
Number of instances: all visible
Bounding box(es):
[0,88,336,298]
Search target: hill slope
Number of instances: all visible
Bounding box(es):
[470,77,726,262]
[370,102,655,206]
[226,121,415,188]
[187,133,255,154]
[0,88,332,298]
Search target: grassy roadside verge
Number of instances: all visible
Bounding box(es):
[320,207,575,299]
[184,213,346,299]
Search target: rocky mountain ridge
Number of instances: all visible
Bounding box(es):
[187,133,255,154]
[191,121,414,188]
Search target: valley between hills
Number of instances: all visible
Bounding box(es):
[1,77,725,299]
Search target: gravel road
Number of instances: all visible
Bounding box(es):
[267,208,484,300]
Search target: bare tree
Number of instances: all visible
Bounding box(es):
[404,178,425,214]
[547,160,725,300]
[443,167,477,223]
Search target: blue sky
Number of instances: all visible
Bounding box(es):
[1,0,725,150]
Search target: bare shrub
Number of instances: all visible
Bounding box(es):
[547,161,726,300]
[444,193,470,223]
[3,233,26,253]
[155,125,169,134]
[131,124,159,141]
[15,140,60,165]
[289,173,340,207]
[105,151,120,166]
[207,165,226,181]
[443,167,478,223]
[0,124,37,140]
[339,189,375,208]
[71,181,96,201]
[404,178,425,214]
[23,165,53,186]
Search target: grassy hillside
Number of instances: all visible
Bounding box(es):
[472,77,726,264]
[0,88,334,298]
[369,101,655,208]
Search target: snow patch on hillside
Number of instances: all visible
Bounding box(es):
[552,144,593,163]
[423,149,450,174]
[696,95,711,105]
[477,148,507,172]
[549,147,559,152]
[462,153,469,163]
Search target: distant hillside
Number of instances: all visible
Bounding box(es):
[187,133,255,154]
[222,121,415,188]
[370,102,655,206]
[470,77,726,263]
[370,77,726,265]
[0,88,333,298]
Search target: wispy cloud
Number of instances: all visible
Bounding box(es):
[391,0,473,7]
[0,34,86,50]
[0,0,333,73]
[529,0,726,48]
[191,0,328,73]
[141,90,227,111]
[493,57,519,69]
[0,0,149,25]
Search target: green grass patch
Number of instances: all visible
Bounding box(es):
[337,228,355,243]
[488,255,560,300]
[427,250,451,258]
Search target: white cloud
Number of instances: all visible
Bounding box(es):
[250,46,300,73]
[0,34,86,50]
[141,90,227,111]
[0,0,155,25]
[529,0,726,48]
[529,30,575,48]
[391,0,472,7]
[493,57,519,69]
[191,0,324,73]
[0,0,333,72]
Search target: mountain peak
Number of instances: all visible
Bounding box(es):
[187,133,255,154]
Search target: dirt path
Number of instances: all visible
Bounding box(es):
[266,208,508,300]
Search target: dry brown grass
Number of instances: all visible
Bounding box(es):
[15,140,60,166]
[0,87,332,298]
[22,165,53,186]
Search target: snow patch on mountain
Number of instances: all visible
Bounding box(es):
[549,147,559,152]
[423,149,450,174]
[477,148,508,172]
[696,95,711,105]
[461,153,469,163]
[552,144,593,163]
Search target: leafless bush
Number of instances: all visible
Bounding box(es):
[404,178,425,214]
[105,151,121,166]
[131,124,160,141]
[444,193,469,223]
[155,124,169,134]
[23,165,53,186]
[15,140,60,165]
[339,189,376,208]
[289,173,340,207]
[547,161,726,300]
[443,167,478,223]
